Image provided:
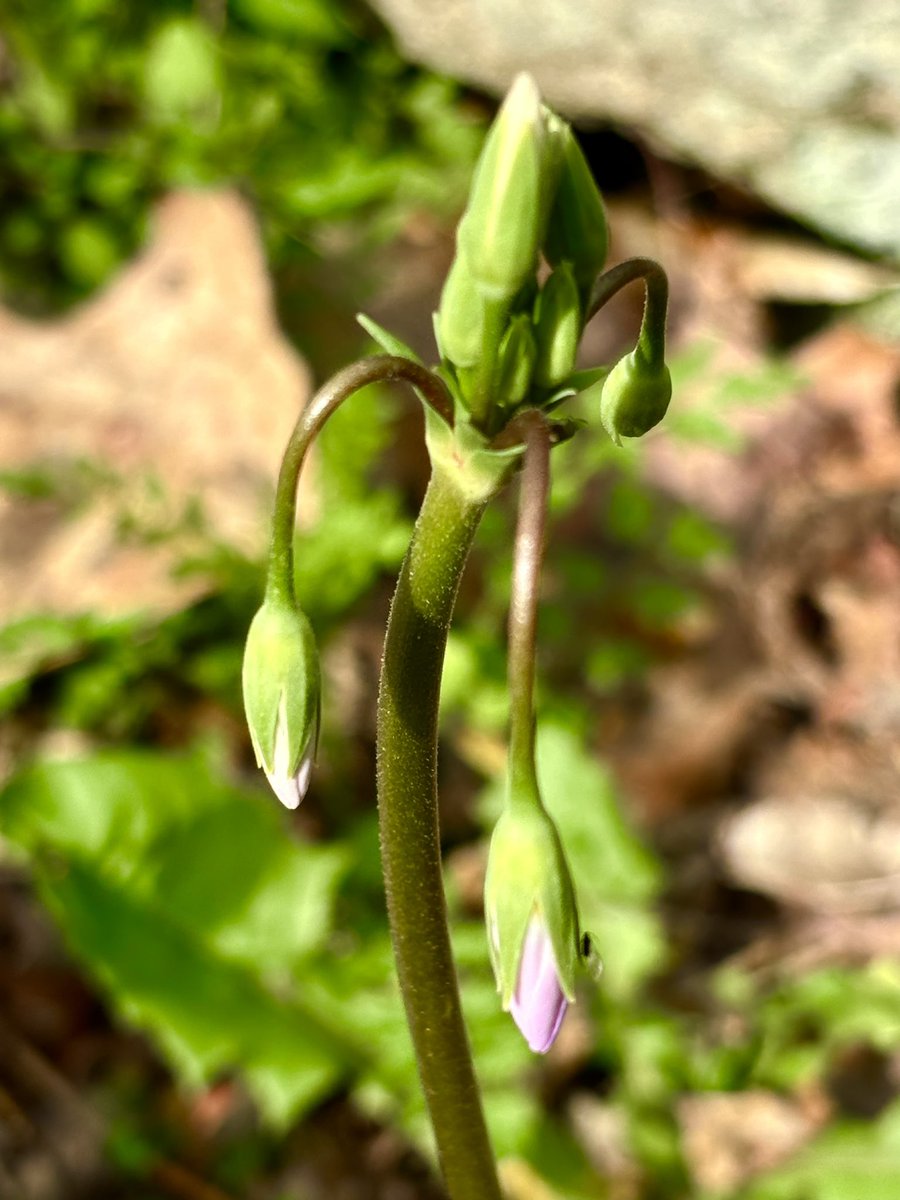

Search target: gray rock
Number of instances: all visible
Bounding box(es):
[371,0,900,260]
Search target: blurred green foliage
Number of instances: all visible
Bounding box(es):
[0,0,481,311]
[4,349,892,1198]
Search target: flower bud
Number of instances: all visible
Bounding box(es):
[484,800,579,1051]
[595,348,672,446]
[455,72,546,301]
[532,263,581,389]
[495,313,536,408]
[544,126,608,295]
[242,599,320,809]
[436,251,490,369]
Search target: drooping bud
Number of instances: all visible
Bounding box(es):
[594,347,672,445]
[484,797,580,1051]
[456,72,546,301]
[242,599,320,809]
[544,125,608,296]
[532,262,581,389]
[495,313,537,408]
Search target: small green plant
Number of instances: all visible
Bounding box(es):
[242,73,673,1199]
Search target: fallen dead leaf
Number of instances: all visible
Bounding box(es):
[719,795,900,914]
[0,189,311,624]
[678,1089,829,1194]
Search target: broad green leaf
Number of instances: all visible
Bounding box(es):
[315,922,540,1162]
[752,961,900,1090]
[46,859,350,1127]
[0,751,352,1126]
[743,1101,900,1200]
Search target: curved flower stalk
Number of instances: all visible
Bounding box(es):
[243,71,674,1200]
[242,356,453,809]
[483,415,584,1054]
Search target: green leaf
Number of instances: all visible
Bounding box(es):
[293,491,412,622]
[0,751,352,1126]
[59,216,121,287]
[744,1102,900,1200]
[535,723,662,906]
[229,0,348,43]
[751,961,900,1089]
[355,313,423,364]
[143,19,221,122]
[315,922,540,1162]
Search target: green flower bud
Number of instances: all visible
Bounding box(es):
[544,126,608,295]
[594,348,672,445]
[484,800,580,1013]
[495,313,536,408]
[242,599,320,809]
[456,72,545,301]
[436,251,490,369]
[533,263,582,389]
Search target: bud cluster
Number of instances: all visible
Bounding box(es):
[436,75,611,431]
[432,72,670,448]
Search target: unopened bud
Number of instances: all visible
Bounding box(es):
[456,73,545,300]
[495,314,537,408]
[595,348,672,445]
[242,600,320,809]
[484,798,580,1051]
[533,263,581,389]
[544,126,608,295]
[436,252,489,369]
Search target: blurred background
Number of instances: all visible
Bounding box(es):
[1,1,900,1198]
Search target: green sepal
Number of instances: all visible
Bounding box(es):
[533,262,581,389]
[456,73,545,301]
[561,365,610,394]
[537,366,609,414]
[242,599,320,776]
[424,401,523,503]
[484,792,580,1006]
[593,348,672,445]
[544,125,608,295]
[355,312,423,364]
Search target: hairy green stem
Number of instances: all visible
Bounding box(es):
[266,356,454,607]
[587,256,669,367]
[507,413,551,801]
[377,467,503,1200]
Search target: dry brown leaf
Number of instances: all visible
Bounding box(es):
[678,1090,828,1194]
[719,796,900,914]
[0,190,311,624]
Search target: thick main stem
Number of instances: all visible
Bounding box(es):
[376,468,503,1200]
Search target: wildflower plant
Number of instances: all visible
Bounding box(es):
[242,74,671,1200]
